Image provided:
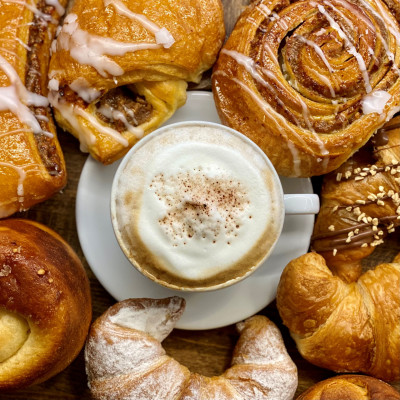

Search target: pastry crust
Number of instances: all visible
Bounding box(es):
[85,297,298,400]
[311,115,400,282]
[49,0,225,164]
[297,375,400,400]
[0,219,92,389]
[212,0,400,177]
[0,0,67,218]
[276,252,400,382]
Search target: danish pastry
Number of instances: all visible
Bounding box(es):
[212,0,400,177]
[49,0,225,164]
[297,375,400,400]
[0,219,92,389]
[85,297,298,400]
[0,0,67,218]
[311,115,400,282]
[276,252,400,382]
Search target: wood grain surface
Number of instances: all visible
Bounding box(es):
[2,0,400,399]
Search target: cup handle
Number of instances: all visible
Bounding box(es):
[284,194,320,215]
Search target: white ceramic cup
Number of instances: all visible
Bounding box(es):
[111,121,319,291]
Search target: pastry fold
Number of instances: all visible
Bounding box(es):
[212,0,400,177]
[0,0,67,218]
[48,0,225,164]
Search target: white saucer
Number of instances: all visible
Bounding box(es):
[76,91,315,330]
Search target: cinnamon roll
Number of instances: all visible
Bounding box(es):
[48,0,225,164]
[213,0,400,177]
[0,0,67,218]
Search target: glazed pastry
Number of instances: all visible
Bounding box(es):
[311,115,400,282]
[297,375,400,400]
[276,252,400,382]
[212,0,400,177]
[48,0,225,164]
[0,0,67,218]
[85,297,298,400]
[0,219,92,389]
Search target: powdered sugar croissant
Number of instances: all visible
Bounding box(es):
[85,297,298,400]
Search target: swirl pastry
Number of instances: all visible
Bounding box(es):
[311,115,400,282]
[0,0,67,218]
[85,297,298,400]
[297,375,400,400]
[276,252,400,382]
[0,219,92,389]
[212,0,400,177]
[48,0,225,164]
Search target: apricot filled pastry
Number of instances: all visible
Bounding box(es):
[276,252,400,382]
[0,219,92,389]
[0,0,67,218]
[212,0,400,177]
[48,0,225,164]
[85,297,298,400]
[311,115,400,282]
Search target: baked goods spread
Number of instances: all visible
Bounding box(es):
[0,219,92,389]
[212,0,400,177]
[48,0,225,164]
[85,297,298,399]
[0,0,67,218]
[311,115,400,282]
[297,375,400,399]
[276,251,400,382]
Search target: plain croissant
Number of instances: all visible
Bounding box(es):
[85,297,298,400]
[276,252,400,382]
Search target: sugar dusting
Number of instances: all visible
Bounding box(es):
[85,300,297,400]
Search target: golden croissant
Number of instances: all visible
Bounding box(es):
[0,219,92,389]
[311,115,400,282]
[49,0,225,164]
[0,0,67,218]
[276,252,400,382]
[85,297,298,400]
[212,0,400,177]
[296,375,400,400]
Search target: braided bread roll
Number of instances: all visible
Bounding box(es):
[48,0,225,164]
[297,375,400,400]
[311,115,400,282]
[85,297,298,400]
[0,0,67,218]
[0,219,92,389]
[276,252,400,382]
[212,0,400,177]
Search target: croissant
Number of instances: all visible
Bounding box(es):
[0,219,92,389]
[276,251,400,382]
[85,297,298,400]
[311,115,400,282]
[297,375,400,400]
[212,0,400,177]
[48,0,225,164]
[0,0,67,218]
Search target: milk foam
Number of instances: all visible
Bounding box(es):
[112,124,283,289]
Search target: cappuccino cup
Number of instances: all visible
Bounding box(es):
[111,121,319,291]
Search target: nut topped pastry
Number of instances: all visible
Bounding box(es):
[48,0,225,164]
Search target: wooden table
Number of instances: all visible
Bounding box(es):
[2,0,400,398]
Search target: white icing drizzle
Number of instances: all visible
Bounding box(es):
[48,77,59,91]
[96,105,144,137]
[315,3,372,93]
[0,55,49,134]
[361,90,391,114]
[45,0,65,16]
[294,34,334,73]
[15,37,32,51]
[0,161,26,202]
[69,77,101,103]
[57,13,161,77]
[313,70,336,97]
[3,0,56,24]
[103,0,175,48]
